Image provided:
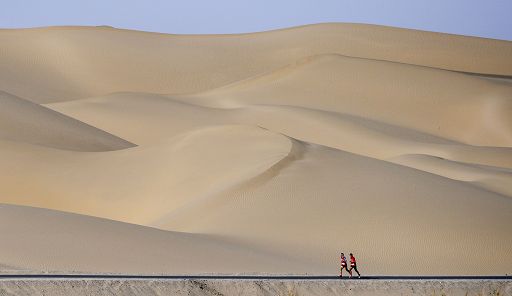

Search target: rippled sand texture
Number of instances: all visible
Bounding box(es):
[0,23,511,275]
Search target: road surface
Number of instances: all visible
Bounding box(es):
[0,274,510,280]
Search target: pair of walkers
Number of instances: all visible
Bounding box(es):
[340,253,361,278]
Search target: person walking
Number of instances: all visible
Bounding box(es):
[348,253,361,278]
[339,253,350,278]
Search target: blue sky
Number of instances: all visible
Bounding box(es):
[1,0,511,40]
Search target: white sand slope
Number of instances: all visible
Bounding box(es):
[0,23,511,276]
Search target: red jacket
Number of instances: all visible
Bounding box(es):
[350,256,356,266]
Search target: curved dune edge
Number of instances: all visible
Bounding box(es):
[150,135,303,227]
[0,125,294,225]
[0,90,135,151]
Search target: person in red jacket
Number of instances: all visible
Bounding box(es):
[339,253,350,278]
[348,253,361,278]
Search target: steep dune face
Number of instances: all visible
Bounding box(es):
[0,91,134,151]
[1,23,512,103]
[1,24,512,275]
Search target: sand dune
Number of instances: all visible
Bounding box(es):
[0,125,292,225]
[0,91,134,151]
[157,143,512,275]
[46,92,233,144]
[0,204,309,274]
[186,54,512,147]
[1,23,512,103]
[48,93,512,198]
[1,24,511,276]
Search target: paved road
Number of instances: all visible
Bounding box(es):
[0,274,510,280]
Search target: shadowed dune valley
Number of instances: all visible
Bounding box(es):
[1,23,512,280]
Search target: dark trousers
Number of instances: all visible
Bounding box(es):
[340,265,349,276]
[349,265,361,276]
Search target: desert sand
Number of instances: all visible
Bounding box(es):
[1,278,510,296]
[0,23,511,276]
